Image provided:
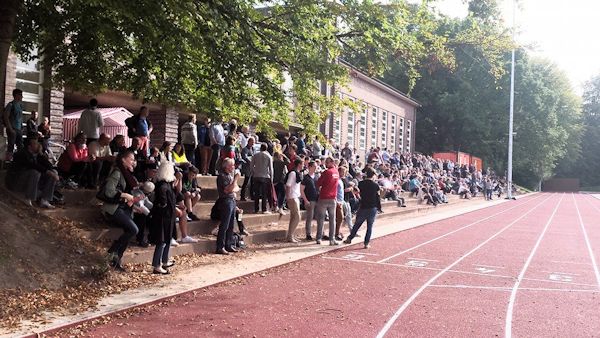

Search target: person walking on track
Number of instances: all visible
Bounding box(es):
[344,167,381,249]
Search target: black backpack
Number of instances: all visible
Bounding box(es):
[227,233,246,249]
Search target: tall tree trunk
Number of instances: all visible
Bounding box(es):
[0,0,21,106]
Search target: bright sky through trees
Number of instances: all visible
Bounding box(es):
[430,0,600,92]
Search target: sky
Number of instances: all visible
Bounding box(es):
[430,0,600,93]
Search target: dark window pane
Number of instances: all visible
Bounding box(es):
[16,69,41,82]
[16,81,41,95]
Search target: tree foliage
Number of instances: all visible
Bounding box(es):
[381,1,582,189]
[2,0,448,135]
[554,75,600,188]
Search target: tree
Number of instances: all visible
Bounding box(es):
[554,75,600,188]
[380,3,582,189]
[1,0,462,136]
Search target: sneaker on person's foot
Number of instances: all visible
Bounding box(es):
[278,209,287,215]
[287,237,299,243]
[23,199,33,207]
[153,267,170,275]
[162,259,175,268]
[305,235,313,241]
[262,210,272,214]
[170,238,180,247]
[335,235,343,241]
[189,213,200,221]
[240,229,250,236]
[322,235,330,240]
[329,240,339,246]
[39,199,55,209]
[343,238,352,244]
[186,215,193,221]
[316,240,322,245]
[364,243,371,249]
[180,236,198,244]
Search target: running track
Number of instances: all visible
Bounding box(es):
[63,193,600,337]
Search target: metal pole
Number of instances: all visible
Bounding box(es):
[507,0,516,199]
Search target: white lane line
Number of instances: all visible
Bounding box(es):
[505,194,564,338]
[473,264,505,269]
[550,260,592,266]
[377,194,545,264]
[429,284,599,293]
[574,194,600,288]
[407,258,439,262]
[540,271,580,276]
[376,194,554,338]
[349,252,379,256]
[322,255,600,288]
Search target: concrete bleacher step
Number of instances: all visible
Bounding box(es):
[43,186,481,264]
[121,196,482,264]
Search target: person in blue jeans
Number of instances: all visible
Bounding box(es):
[3,88,24,161]
[100,150,141,271]
[344,167,381,249]
[215,158,241,254]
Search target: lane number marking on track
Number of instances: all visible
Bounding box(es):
[548,273,574,282]
[341,253,365,260]
[475,267,496,274]
[405,260,429,268]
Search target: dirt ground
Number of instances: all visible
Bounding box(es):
[0,190,271,333]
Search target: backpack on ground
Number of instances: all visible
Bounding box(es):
[227,233,246,249]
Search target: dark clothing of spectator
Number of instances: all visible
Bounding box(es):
[149,180,176,267]
[6,148,56,202]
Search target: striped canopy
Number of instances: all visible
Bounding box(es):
[63,107,133,145]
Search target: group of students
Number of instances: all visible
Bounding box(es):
[2,92,507,273]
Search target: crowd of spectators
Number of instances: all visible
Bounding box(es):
[2,95,507,274]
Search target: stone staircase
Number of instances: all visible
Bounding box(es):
[40,175,482,264]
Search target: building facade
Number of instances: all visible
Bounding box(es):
[2,53,418,159]
[321,61,419,160]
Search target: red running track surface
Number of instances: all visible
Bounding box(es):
[60,193,600,337]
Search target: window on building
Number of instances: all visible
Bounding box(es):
[406,120,412,152]
[347,108,355,147]
[333,113,341,145]
[359,107,367,149]
[381,110,387,148]
[399,117,404,151]
[15,55,44,122]
[390,114,396,152]
[371,107,377,147]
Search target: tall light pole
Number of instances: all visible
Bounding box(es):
[507,0,516,199]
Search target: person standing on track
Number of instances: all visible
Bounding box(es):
[285,158,303,243]
[215,158,241,254]
[301,160,319,240]
[315,157,339,246]
[344,167,381,249]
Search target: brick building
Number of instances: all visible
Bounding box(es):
[2,52,418,157]
[320,60,419,160]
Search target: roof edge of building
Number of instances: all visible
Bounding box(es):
[338,59,422,108]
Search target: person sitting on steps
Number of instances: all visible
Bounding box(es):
[5,136,59,208]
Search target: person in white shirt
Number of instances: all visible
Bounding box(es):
[78,98,104,143]
[180,114,198,165]
[285,158,303,243]
[88,133,115,186]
